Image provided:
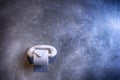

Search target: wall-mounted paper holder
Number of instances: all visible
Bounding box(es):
[27,45,57,72]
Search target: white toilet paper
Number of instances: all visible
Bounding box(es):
[33,49,49,65]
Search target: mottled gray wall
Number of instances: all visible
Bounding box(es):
[0,0,120,80]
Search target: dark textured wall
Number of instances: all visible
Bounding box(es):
[0,0,120,80]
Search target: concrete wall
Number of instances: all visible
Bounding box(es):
[0,0,120,80]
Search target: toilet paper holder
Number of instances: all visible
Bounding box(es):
[27,45,57,66]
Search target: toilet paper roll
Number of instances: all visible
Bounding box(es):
[33,49,49,65]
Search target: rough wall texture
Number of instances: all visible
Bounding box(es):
[0,0,120,80]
